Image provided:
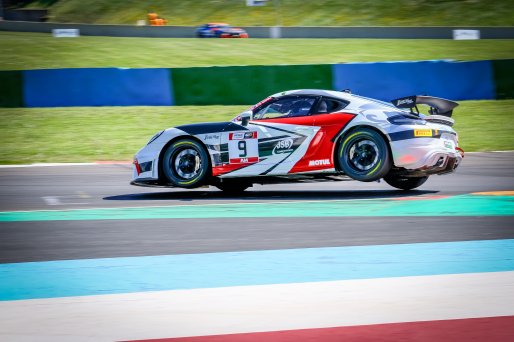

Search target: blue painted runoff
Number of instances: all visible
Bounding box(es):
[1,239,513,301]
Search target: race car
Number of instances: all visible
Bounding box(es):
[196,23,249,38]
[132,89,464,192]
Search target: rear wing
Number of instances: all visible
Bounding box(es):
[391,95,459,118]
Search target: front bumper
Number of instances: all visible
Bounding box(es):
[132,153,160,183]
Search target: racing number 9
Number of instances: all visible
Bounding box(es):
[228,132,258,164]
[238,141,247,157]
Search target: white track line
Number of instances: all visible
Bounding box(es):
[1,271,513,342]
[0,163,97,168]
[0,162,131,168]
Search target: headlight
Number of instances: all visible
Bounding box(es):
[147,130,164,145]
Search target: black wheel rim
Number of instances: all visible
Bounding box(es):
[347,139,379,172]
[172,148,202,180]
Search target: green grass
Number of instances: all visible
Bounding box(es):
[26,0,514,26]
[0,32,512,161]
[1,32,514,70]
[1,100,512,164]
[0,105,246,164]
[452,100,514,152]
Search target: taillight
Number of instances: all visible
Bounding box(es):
[456,147,465,158]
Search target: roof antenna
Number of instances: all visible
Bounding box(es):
[341,89,351,94]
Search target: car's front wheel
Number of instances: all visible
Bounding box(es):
[162,138,210,188]
[337,128,392,182]
[384,175,428,190]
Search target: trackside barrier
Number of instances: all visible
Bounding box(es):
[0,71,23,107]
[171,65,333,105]
[0,60,511,108]
[492,59,514,100]
[23,68,173,107]
[332,60,495,102]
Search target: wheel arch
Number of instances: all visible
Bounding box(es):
[333,124,392,171]
[158,135,212,183]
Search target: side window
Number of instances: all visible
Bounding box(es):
[254,97,316,120]
[316,98,349,114]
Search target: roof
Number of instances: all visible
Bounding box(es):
[271,89,353,101]
[270,89,400,111]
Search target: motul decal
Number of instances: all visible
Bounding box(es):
[308,159,330,166]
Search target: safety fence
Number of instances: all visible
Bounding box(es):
[1,59,512,108]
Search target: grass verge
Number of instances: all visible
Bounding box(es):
[1,32,513,70]
[26,0,514,26]
[1,100,512,164]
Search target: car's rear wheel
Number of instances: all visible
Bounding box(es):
[384,175,429,190]
[337,128,392,182]
[162,139,210,188]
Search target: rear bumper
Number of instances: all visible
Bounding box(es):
[417,153,462,176]
[391,134,464,176]
[390,149,463,177]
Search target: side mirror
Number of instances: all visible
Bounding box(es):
[241,110,252,126]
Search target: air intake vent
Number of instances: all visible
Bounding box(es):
[425,115,455,127]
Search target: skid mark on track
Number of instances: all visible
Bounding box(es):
[41,192,91,206]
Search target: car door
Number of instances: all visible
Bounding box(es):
[288,97,355,173]
[242,96,321,175]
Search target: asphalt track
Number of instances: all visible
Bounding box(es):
[0,152,513,341]
[0,152,513,263]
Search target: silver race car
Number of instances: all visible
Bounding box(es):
[132,89,463,192]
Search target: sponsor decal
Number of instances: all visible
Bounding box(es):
[272,138,294,155]
[397,98,414,105]
[444,140,454,149]
[229,156,259,164]
[308,159,330,167]
[229,131,258,140]
[203,134,220,142]
[414,129,433,137]
[231,132,245,140]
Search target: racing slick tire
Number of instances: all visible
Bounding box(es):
[215,180,251,193]
[337,128,392,182]
[384,175,429,190]
[162,138,210,188]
